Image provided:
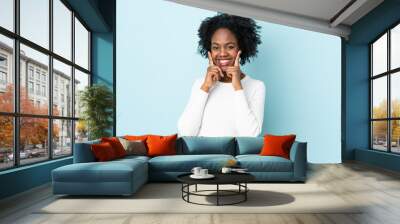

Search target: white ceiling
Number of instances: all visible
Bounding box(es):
[167,0,384,39]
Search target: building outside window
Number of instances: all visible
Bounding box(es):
[0,71,6,84]
[41,73,46,82]
[36,83,40,95]
[0,54,6,67]
[42,85,46,97]
[0,54,7,89]
[28,81,34,94]
[29,66,34,79]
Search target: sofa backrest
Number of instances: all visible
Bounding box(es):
[73,136,304,162]
[235,137,264,155]
[73,139,100,163]
[176,136,236,155]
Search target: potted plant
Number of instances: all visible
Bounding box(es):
[79,84,114,140]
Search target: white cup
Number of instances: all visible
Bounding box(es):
[191,167,202,176]
[200,169,208,176]
[221,167,232,174]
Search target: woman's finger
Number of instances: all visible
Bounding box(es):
[210,66,224,78]
[234,50,242,67]
[216,67,224,78]
[208,51,214,66]
[212,73,219,82]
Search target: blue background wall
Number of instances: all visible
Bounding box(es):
[116,0,341,163]
[344,0,400,171]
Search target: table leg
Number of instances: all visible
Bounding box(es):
[195,184,197,192]
[217,184,219,206]
[187,184,190,202]
[245,183,247,201]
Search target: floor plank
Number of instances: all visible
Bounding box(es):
[1,162,400,224]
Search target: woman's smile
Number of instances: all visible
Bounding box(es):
[217,59,232,67]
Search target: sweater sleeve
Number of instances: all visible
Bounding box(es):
[177,79,209,136]
[234,82,266,137]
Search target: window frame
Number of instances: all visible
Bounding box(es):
[370,20,400,154]
[0,0,92,171]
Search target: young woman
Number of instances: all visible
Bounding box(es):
[178,13,265,137]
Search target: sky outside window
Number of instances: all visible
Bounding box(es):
[54,0,72,60]
[20,0,49,49]
[391,24,400,70]
[372,33,387,76]
[0,0,14,31]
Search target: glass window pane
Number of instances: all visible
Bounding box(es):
[20,44,49,115]
[75,120,88,143]
[0,116,14,170]
[372,77,387,119]
[53,119,72,157]
[53,0,72,60]
[372,121,388,151]
[372,33,387,76]
[0,0,14,31]
[391,72,400,117]
[20,0,49,49]
[0,34,14,113]
[391,120,400,153]
[20,117,49,165]
[74,69,89,118]
[391,24,400,70]
[53,59,72,117]
[74,17,89,70]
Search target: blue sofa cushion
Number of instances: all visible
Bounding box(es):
[236,155,293,172]
[236,137,264,155]
[177,137,235,155]
[149,154,235,172]
[53,159,147,183]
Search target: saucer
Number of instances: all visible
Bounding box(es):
[190,174,215,179]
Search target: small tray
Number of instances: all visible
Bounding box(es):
[190,174,215,179]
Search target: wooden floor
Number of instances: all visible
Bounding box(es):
[1,162,400,224]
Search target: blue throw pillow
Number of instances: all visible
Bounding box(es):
[236,137,264,155]
[177,137,235,155]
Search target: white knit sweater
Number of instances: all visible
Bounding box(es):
[177,75,265,137]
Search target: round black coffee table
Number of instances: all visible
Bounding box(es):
[177,173,255,206]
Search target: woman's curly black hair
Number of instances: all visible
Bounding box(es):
[198,13,261,65]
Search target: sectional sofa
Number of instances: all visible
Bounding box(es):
[52,136,307,196]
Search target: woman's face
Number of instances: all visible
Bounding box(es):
[210,28,239,72]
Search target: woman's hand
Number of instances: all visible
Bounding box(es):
[226,50,243,91]
[201,51,223,93]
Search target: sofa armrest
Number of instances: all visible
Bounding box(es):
[73,140,100,163]
[289,141,307,181]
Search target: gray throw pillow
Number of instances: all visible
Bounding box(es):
[118,138,147,156]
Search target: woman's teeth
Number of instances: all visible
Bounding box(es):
[219,60,230,66]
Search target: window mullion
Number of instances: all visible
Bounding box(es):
[49,0,53,160]
[370,45,373,149]
[13,0,20,167]
[388,30,391,153]
[71,10,76,155]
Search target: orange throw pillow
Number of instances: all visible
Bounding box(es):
[101,137,127,158]
[260,134,296,159]
[124,135,149,141]
[146,134,178,157]
[91,142,117,161]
